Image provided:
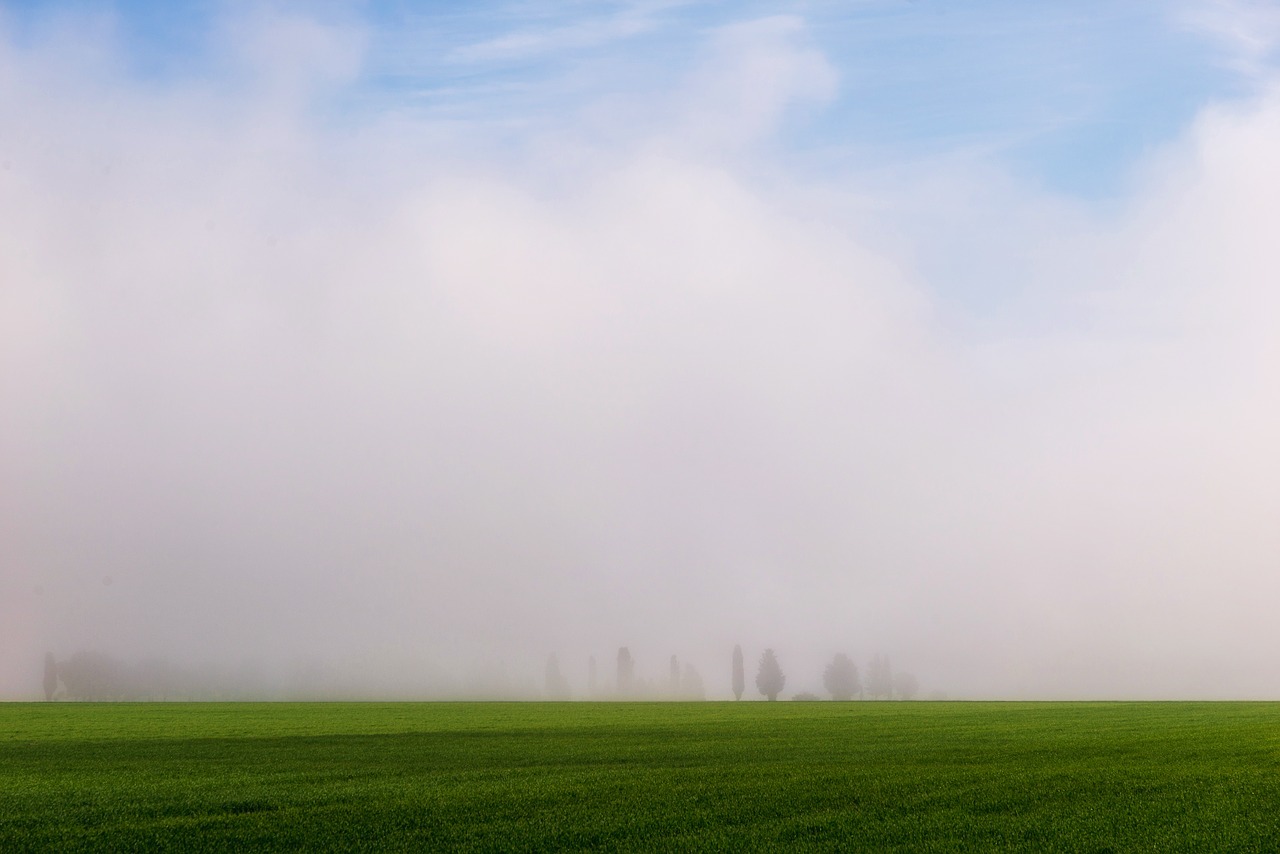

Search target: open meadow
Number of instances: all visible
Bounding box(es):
[3,701,1280,851]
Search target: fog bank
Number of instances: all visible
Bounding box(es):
[3,7,1280,700]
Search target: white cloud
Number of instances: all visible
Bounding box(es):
[215,6,368,100]
[672,16,838,151]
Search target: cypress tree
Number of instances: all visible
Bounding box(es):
[732,645,744,701]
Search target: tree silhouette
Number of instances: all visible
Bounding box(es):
[587,656,597,696]
[732,645,745,701]
[544,653,571,699]
[617,647,634,696]
[823,653,860,701]
[680,663,706,700]
[669,655,680,696]
[866,654,892,700]
[755,648,785,701]
[894,671,919,701]
[58,651,122,700]
[43,652,58,701]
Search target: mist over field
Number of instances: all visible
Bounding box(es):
[3,2,1280,700]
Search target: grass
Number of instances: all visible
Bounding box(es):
[3,701,1280,851]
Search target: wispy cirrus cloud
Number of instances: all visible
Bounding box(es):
[1180,0,1280,78]
[446,0,692,64]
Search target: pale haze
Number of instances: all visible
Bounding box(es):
[3,1,1280,700]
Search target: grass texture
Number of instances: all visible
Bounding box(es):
[3,701,1280,851]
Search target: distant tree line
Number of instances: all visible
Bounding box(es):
[732,647,921,702]
[539,647,706,700]
[40,651,256,701]
[40,647,918,702]
[38,651,321,701]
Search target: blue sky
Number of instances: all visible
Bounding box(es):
[0,1,1255,197]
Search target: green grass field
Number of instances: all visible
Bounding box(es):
[3,701,1280,851]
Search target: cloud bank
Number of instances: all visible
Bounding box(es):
[2,5,1279,699]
